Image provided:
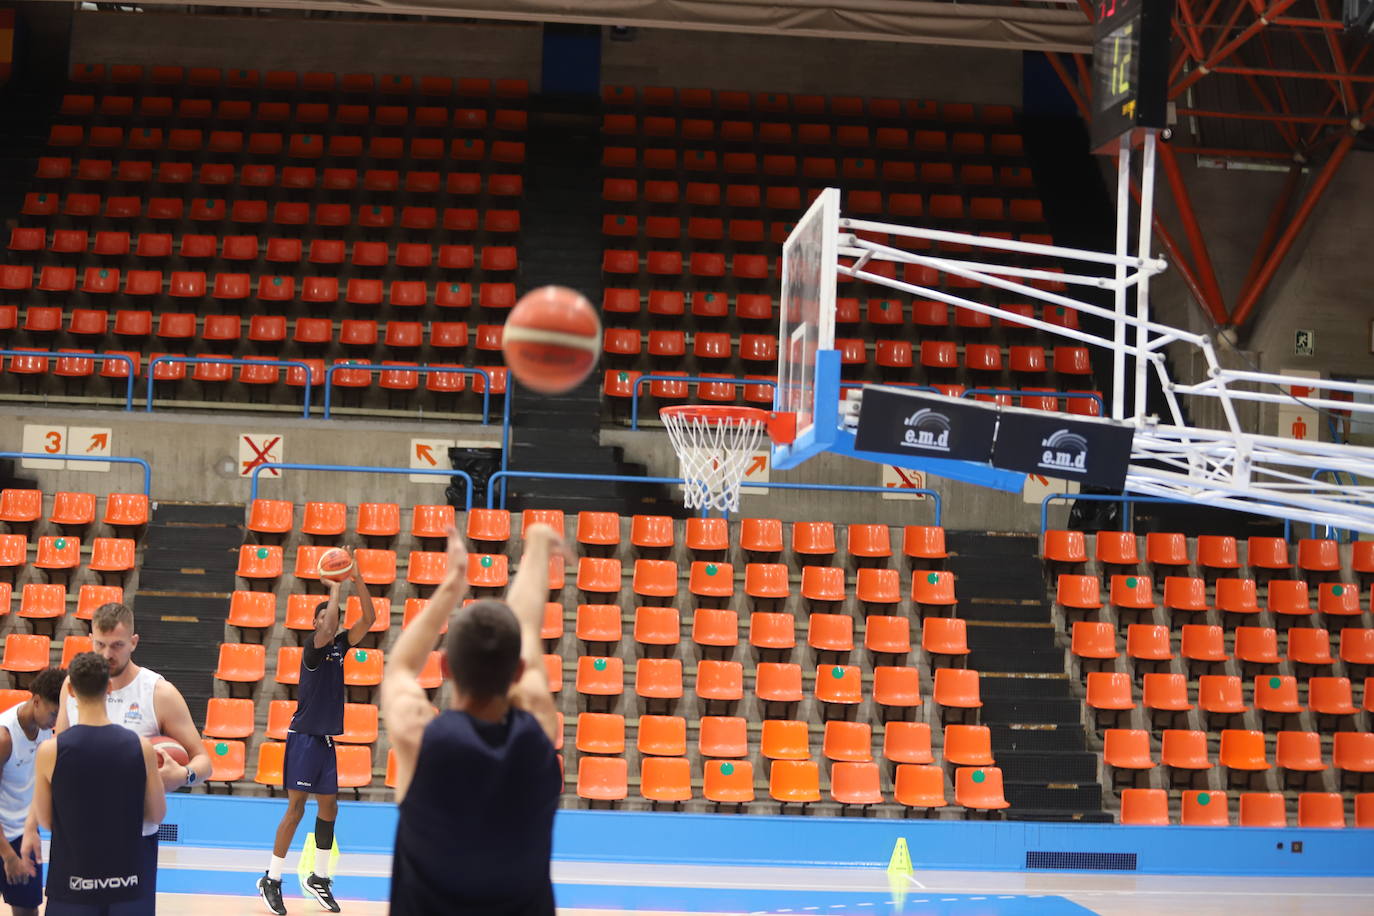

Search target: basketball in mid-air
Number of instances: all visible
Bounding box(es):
[317,547,354,582]
[151,735,190,767]
[502,286,601,394]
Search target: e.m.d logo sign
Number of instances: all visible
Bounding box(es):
[854,389,998,463]
[992,407,1135,489]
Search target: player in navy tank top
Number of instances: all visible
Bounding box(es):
[383,525,563,914]
[259,555,376,915]
[31,653,165,916]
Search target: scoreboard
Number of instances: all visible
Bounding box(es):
[1091,0,1175,153]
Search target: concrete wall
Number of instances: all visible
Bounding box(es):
[69,9,543,81]
[0,405,1061,531]
[599,28,1022,104]
[1147,152,1374,436]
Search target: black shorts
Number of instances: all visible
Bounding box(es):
[0,835,41,909]
[285,732,337,795]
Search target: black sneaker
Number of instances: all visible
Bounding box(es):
[302,872,341,913]
[257,873,287,915]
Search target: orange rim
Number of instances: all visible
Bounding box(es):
[659,405,796,444]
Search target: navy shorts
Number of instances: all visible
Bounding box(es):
[284,732,337,795]
[45,837,156,916]
[0,835,41,908]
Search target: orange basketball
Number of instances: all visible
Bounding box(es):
[317,547,353,582]
[151,735,190,767]
[502,286,601,394]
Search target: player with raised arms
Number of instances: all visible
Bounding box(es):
[382,524,562,914]
[258,553,375,914]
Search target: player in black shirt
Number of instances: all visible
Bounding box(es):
[259,554,375,915]
[382,525,562,914]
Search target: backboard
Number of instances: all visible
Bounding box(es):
[772,187,841,470]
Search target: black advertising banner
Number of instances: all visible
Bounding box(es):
[854,388,998,463]
[992,406,1136,489]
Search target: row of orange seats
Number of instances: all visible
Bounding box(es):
[44,127,526,164]
[18,195,522,233]
[600,87,1015,126]
[68,65,530,100]
[0,584,125,625]
[223,740,376,791]
[2,352,508,396]
[1119,789,1370,827]
[204,697,379,744]
[1058,575,1369,618]
[1072,622,1373,668]
[601,115,1024,156]
[7,314,496,354]
[602,148,1033,189]
[576,756,1008,810]
[1046,530,1370,576]
[0,536,135,577]
[230,591,429,637]
[59,95,527,132]
[214,642,397,691]
[1085,670,1370,717]
[0,632,104,673]
[2,271,514,305]
[31,160,523,197]
[549,657,922,710]
[0,489,149,528]
[1103,728,1374,776]
[10,231,517,268]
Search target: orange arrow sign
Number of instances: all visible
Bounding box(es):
[747,455,767,475]
[415,443,437,466]
[86,432,108,453]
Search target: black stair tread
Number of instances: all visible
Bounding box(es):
[152,503,242,526]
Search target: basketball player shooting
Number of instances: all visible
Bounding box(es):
[258,555,375,915]
[382,524,563,913]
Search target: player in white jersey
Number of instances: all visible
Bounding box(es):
[53,603,209,788]
[0,668,62,916]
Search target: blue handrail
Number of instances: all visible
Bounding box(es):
[248,462,473,509]
[1039,492,1200,537]
[146,356,315,417]
[0,452,152,496]
[1,349,136,410]
[485,469,941,522]
[321,364,491,423]
[961,388,1106,413]
[630,375,778,430]
[1283,468,1361,543]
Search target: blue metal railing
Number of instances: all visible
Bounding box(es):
[248,462,473,509]
[629,375,778,430]
[1,349,137,410]
[1284,468,1362,543]
[321,364,492,423]
[962,388,1106,413]
[0,452,152,495]
[1038,492,1187,537]
[485,469,941,522]
[146,356,316,417]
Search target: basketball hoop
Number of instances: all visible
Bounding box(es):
[660,406,794,513]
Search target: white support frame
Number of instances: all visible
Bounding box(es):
[817,134,1374,534]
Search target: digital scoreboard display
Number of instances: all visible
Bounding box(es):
[1091,0,1175,153]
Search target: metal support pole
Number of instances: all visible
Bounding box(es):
[1134,132,1158,419]
[1112,135,1132,420]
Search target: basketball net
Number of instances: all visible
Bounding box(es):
[661,408,767,513]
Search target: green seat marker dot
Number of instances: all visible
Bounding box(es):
[720,762,735,775]
[705,563,718,576]
[451,283,461,292]
[831,666,844,679]
[1269,676,1282,689]
[1126,576,1138,588]
[593,658,608,672]
[256,547,268,559]
[972,770,986,784]
[927,572,939,585]
[214,742,228,756]
[480,555,493,568]
[1333,585,1344,597]
[99,269,109,279]
[1197,792,1210,806]
[54,538,66,550]
[354,650,367,662]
